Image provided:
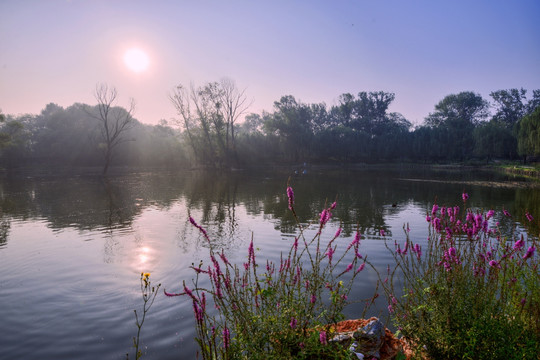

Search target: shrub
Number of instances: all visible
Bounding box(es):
[383,194,540,359]
[165,185,372,359]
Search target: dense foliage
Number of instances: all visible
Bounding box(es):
[166,188,370,359]
[383,198,539,359]
[1,86,539,169]
[168,189,539,359]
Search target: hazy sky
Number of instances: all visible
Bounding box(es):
[1,0,539,126]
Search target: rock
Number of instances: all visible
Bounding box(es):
[352,318,385,359]
[331,317,411,360]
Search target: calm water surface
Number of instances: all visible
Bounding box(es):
[0,167,538,359]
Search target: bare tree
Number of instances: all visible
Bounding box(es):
[169,78,251,167]
[170,82,221,165]
[92,84,135,175]
[219,78,252,156]
[169,84,199,159]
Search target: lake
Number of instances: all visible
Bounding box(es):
[0,166,538,359]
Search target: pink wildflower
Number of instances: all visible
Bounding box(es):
[290,317,297,329]
[223,327,230,349]
[462,192,469,201]
[523,246,535,260]
[248,239,256,266]
[348,231,361,250]
[525,212,534,222]
[286,186,294,210]
[189,216,210,241]
[319,331,327,345]
[513,237,525,251]
[319,208,331,226]
[325,247,335,264]
[414,243,422,259]
[219,250,230,266]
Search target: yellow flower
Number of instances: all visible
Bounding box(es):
[143,272,151,278]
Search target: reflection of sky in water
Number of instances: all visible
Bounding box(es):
[0,171,538,360]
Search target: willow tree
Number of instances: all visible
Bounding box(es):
[517,106,540,160]
[92,84,136,175]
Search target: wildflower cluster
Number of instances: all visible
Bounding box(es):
[166,186,371,359]
[384,194,539,359]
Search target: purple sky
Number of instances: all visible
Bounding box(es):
[1,0,539,126]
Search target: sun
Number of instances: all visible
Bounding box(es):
[123,48,149,73]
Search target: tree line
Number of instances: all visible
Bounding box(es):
[1,81,539,173]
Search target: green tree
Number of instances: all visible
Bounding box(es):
[517,106,540,158]
[0,110,7,148]
[526,89,540,114]
[425,91,489,161]
[490,88,527,130]
[474,121,517,162]
[333,91,396,137]
[263,95,316,162]
[30,103,101,165]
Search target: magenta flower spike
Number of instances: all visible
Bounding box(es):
[355,263,365,273]
[319,208,330,226]
[219,250,230,266]
[319,331,327,345]
[523,246,535,260]
[286,186,295,210]
[525,212,534,222]
[290,317,297,329]
[223,327,230,349]
[413,243,422,259]
[513,237,525,251]
[248,239,256,267]
[462,192,469,201]
[189,216,210,241]
[183,284,197,301]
